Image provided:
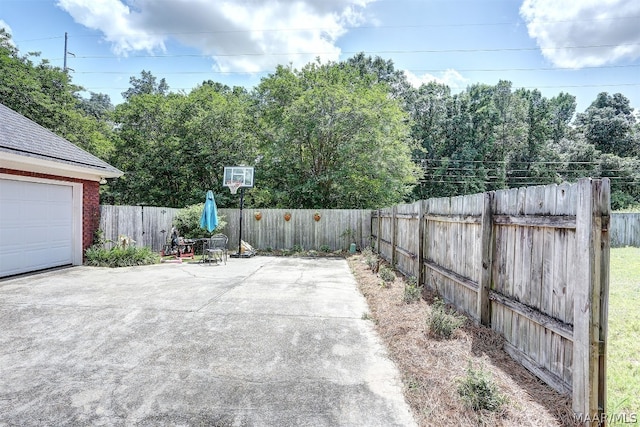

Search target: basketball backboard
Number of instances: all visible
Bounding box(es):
[223,166,254,188]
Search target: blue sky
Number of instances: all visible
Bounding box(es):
[1,0,639,113]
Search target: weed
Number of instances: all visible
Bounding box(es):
[403,276,423,303]
[292,244,304,253]
[319,244,331,253]
[427,298,466,339]
[457,362,506,412]
[379,266,395,284]
[361,312,372,320]
[360,247,381,272]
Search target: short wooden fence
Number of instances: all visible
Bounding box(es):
[372,178,610,421]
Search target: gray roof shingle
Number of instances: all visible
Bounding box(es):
[0,102,122,175]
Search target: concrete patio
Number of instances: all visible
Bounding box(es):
[0,257,416,426]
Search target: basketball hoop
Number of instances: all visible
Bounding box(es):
[227,181,243,195]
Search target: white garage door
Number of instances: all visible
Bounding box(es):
[0,178,74,277]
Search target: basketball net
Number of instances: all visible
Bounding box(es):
[227,181,243,195]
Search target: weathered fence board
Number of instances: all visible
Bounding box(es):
[610,213,640,247]
[101,206,370,253]
[218,208,371,253]
[100,205,180,251]
[373,178,609,420]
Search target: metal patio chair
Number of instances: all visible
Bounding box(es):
[204,233,228,265]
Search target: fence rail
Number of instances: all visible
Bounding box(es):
[372,179,610,420]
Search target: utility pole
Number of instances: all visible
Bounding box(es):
[63,32,75,73]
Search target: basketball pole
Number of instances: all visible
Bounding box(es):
[238,187,245,256]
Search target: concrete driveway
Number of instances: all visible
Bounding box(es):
[0,257,416,426]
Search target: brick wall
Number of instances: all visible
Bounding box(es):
[0,168,101,257]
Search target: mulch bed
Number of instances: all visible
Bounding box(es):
[347,254,579,427]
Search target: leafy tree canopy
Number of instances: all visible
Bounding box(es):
[254,59,421,209]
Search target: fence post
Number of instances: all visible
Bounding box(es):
[391,205,398,266]
[477,191,494,326]
[417,200,426,289]
[573,178,610,422]
[376,209,382,254]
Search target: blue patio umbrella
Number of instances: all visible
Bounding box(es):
[200,190,219,232]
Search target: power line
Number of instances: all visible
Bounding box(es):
[13,15,640,42]
[70,63,640,75]
[61,42,640,60]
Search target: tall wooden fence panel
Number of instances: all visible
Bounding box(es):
[373,179,610,420]
[491,183,577,395]
[610,213,640,247]
[424,193,485,318]
[371,203,421,279]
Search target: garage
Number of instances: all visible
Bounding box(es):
[0,177,82,277]
[0,102,122,278]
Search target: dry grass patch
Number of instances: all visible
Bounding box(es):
[348,254,578,427]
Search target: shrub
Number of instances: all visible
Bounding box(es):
[173,204,227,239]
[379,266,395,285]
[457,363,507,411]
[403,276,423,303]
[85,245,160,267]
[427,298,466,338]
[319,244,331,253]
[362,247,380,272]
[292,244,304,253]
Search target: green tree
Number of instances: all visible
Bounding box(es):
[105,78,258,208]
[121,70,169,101]
[77,92,113,120]
[255,60,420,208]
[407,82,450,199]
[0,29,115,159]
[345,52,412,103]
[178,82,259,208]
[575,92,638,158]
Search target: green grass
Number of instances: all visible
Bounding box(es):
[608,247,640,422]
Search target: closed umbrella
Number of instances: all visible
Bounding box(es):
[200,190,219,232]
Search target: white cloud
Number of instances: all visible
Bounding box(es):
[520,0,640,68]
[405,69,469,91]
[56,0,376,72]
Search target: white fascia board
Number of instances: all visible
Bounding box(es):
[0,151,123,182]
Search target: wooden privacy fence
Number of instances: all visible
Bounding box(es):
[99,206,370,253]
[372,178,610,421]
[100,205,180,251]
[610,213,640,247]
[218,208,370,252]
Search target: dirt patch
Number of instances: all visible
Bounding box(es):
[347,254,579,427]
